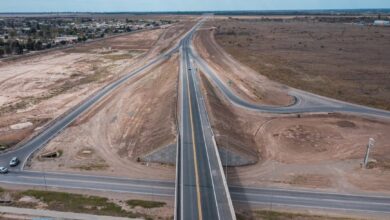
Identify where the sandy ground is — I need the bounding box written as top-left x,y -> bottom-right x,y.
28,55 -> 179,180
194,25 -> 293,107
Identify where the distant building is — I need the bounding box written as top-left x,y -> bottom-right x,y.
373,20 -> 390,26
54,36 -> 78,44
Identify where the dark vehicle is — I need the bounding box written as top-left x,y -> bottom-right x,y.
9,157 -> 19,167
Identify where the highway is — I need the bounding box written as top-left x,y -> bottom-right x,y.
177,20 -> 235,219
0,171 -> 390,216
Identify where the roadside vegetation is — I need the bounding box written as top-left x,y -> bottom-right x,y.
0,187 -> 167,219
127,199 -> 166,209
237,210 -> 358,220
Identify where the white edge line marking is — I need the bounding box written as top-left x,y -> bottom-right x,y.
0,181 -> 173,197
190,56 -> 221,220
233,199 -> 390,214
229,192 -> 390,206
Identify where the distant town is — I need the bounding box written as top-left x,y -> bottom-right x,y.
0,16 -> 174,57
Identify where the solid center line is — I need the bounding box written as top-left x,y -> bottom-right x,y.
186,56 -> 203,220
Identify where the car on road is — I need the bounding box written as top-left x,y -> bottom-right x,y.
9,157 -> 19,167
0,167 -> 8,174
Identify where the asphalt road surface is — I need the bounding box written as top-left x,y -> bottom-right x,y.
1,171 -> 389,216
177,19 -> 235,219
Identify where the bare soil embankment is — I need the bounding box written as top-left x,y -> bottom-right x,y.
29,55 -> 179,180
213,17 -> 390,110
199,72 -> 259,162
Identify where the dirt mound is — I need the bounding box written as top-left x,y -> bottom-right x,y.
278,124 -> 341,154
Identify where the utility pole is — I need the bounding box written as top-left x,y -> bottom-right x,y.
363,138 -> 375,168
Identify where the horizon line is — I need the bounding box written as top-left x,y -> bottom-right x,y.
1,8 -> 390,14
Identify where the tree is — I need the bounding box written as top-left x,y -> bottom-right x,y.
11,40 -> 23,54
4,44 -> 11,54
9,29 -> 16,39
34,41 -> 43,50
26,38 -> 34,50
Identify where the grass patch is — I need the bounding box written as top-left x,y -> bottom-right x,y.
71,162 -> 109,171
103,54 -> 133,61
237,210 -> 357,220
0,143 -> 9,151
21,190 -> 141,218
127,199 -> 166,209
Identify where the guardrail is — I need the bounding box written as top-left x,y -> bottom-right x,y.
174,135 -> 181,220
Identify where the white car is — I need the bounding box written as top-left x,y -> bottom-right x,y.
9,157 -> 19,167
0,167 -> 8,174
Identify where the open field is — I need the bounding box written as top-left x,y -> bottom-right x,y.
213,17 -> 390,110
28,55 -> 179,180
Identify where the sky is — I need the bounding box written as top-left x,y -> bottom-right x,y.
1,0 -> 390,13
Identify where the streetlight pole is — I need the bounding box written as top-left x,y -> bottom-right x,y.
363,138 -> 375,168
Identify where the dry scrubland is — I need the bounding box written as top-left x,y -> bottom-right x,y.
213,17 -> 390,110
195,19 -> 390,194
